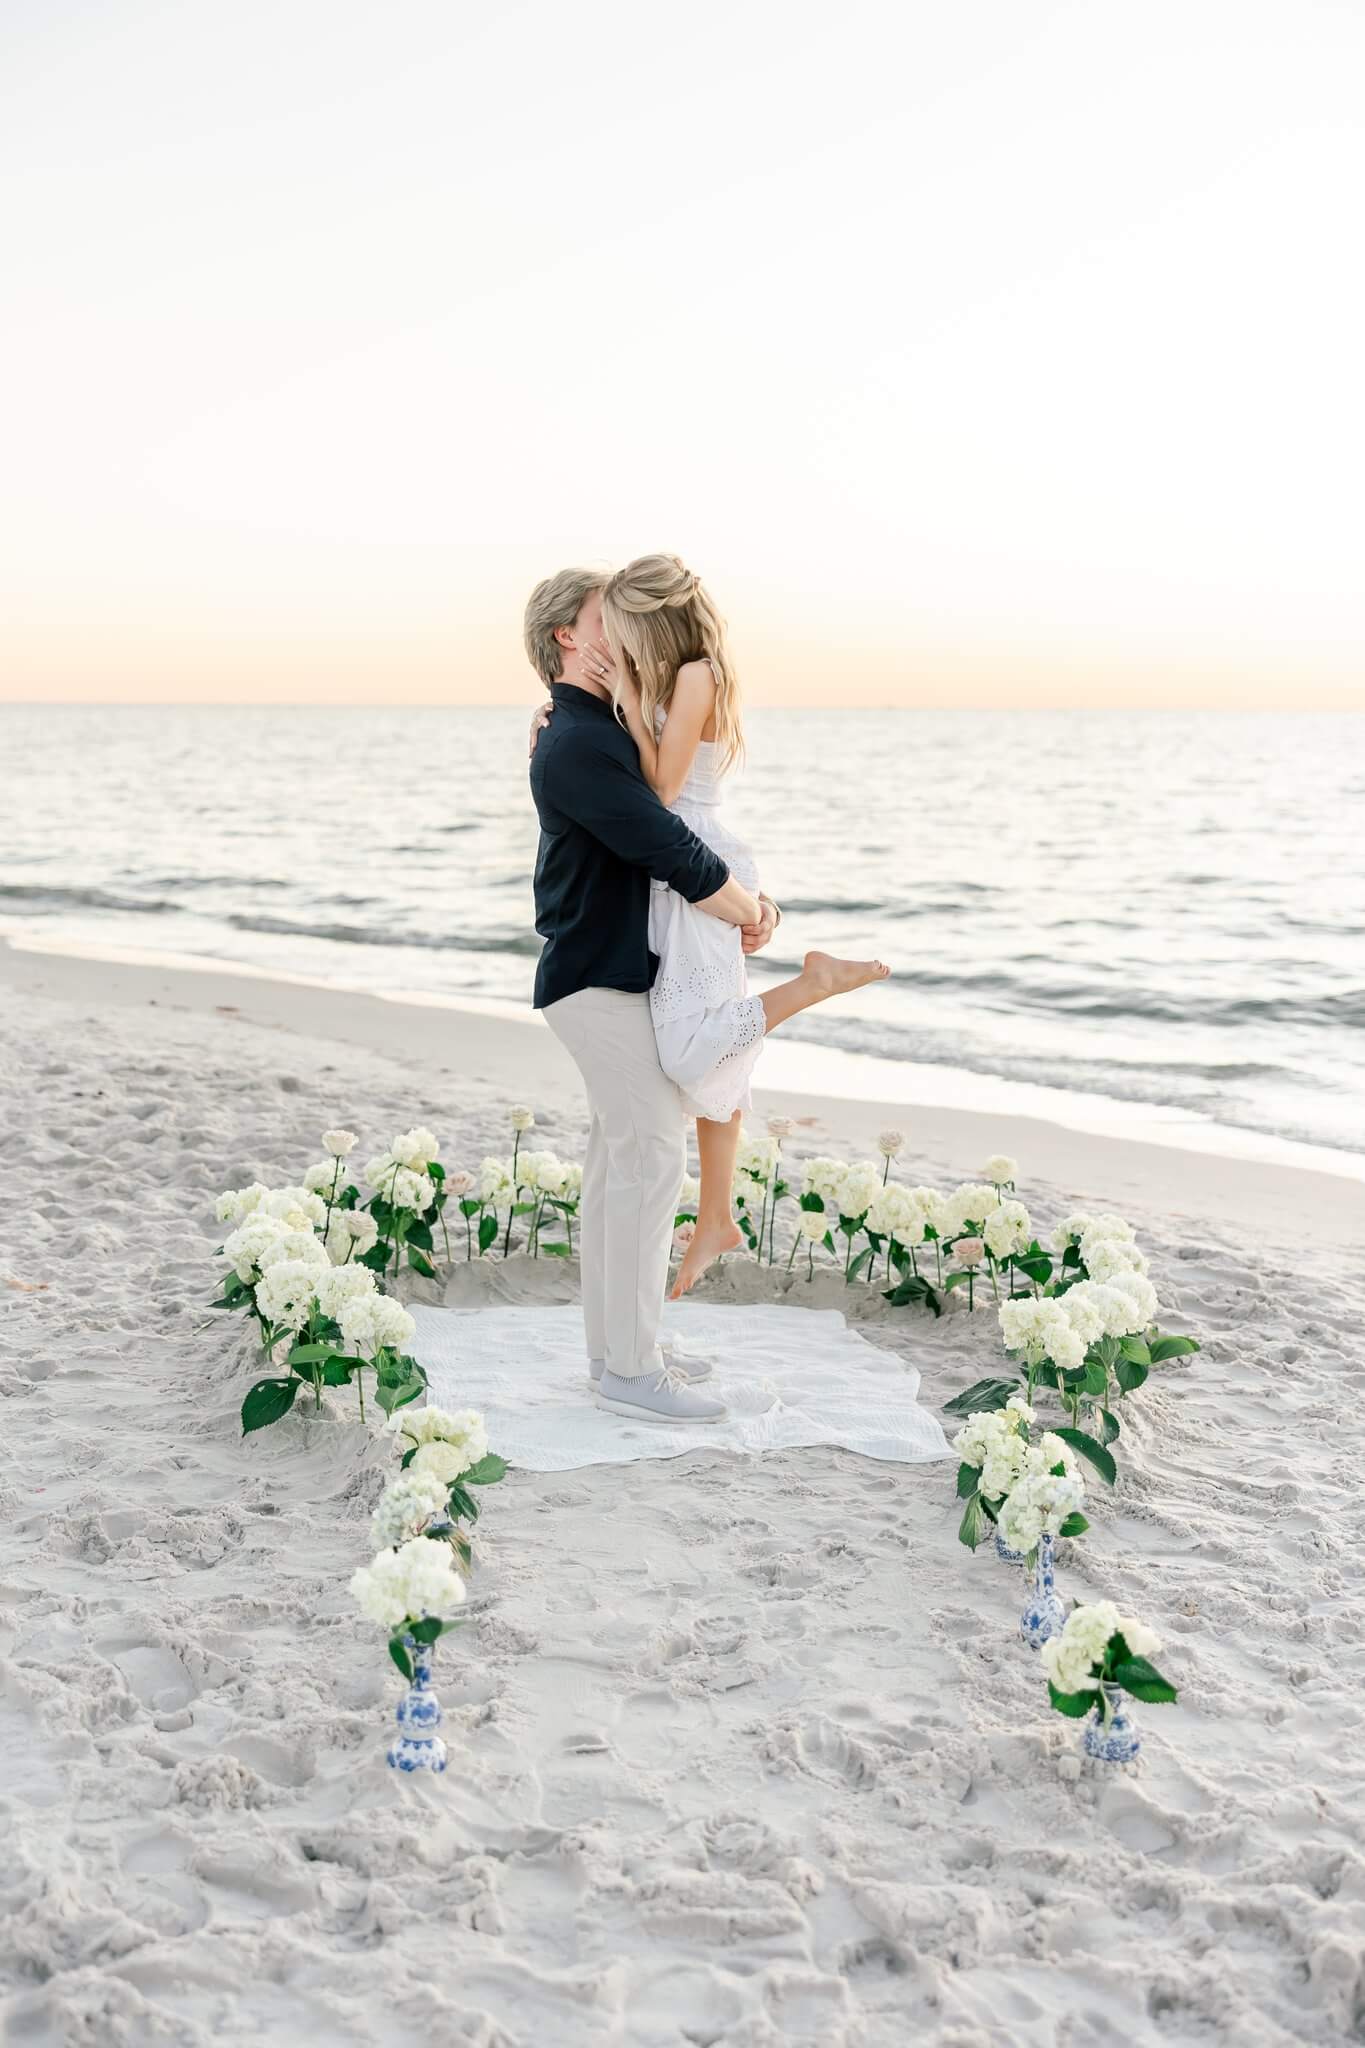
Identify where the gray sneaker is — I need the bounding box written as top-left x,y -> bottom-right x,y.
595,1363 -> 728,1425
587,1338 -> 714,1390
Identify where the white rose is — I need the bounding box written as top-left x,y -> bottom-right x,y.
982,1153 -> 1018,1185
797,1207 -> 829,1243
767,1115 -> 795,1140
322,1129 -> 358,1157
672,1222 -> 696,1254
876,1128 -> 905,1158
411,1438 -> 478,1486
509,1105 -> 536,1133
446,1169 -> 475,1198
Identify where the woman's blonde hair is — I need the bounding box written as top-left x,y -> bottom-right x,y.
601,554 -> 745,773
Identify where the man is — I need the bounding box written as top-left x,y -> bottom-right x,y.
523,567 -> 777,1424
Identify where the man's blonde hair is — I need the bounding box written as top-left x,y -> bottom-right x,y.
523,567 -> 603,686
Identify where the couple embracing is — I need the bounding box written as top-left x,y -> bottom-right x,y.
525,554 -> 888,1426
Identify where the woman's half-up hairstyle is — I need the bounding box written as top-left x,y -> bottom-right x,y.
600,553 -> 745,773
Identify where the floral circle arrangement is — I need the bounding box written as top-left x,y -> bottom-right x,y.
207,1109 -> 1194,1778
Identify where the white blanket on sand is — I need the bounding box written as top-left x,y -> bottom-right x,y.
408,1302 -> 951,1473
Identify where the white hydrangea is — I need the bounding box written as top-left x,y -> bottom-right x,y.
865,1181 -> 927,1240
302,1158 -> 345,1195
836,1163 -> 883,1220
1051,1212 -> 1094,1254
560,1162 -> 583,1197
255,1258 -> 322,1332
479,1156 -> 515,1206
1082,1212 -> 1136,1244
678,1174 -> 701,1209
350,1535 -> 468,1630
797,1207 -> 829,1242
222,1214 -> 292,1282
939,1182 -> 1002,1239
256,1227 -> 330,1276
737,1128 -> 780,1180
391,1126 -> 440,1170
801,1157 -> 848,1207
393,1404 -> 489,1465
215,1182 -> 270,1226
258,1186 -> 329,1230
509,1105 -> 536,1132
1081,1234 -> 1150,1283
998,1467 -> 1087,1556
411,1439 -> 479,1486
983,1199 -> 1031,1261
1104,1269 -> 1159,1331
315,1262 -> 378,1320
371,1297 -> 416,1352
388,1167 -> 435,1213
322,1128 -> 358,1157
1040,1602 -> 1160,1695
998,1296 -> 1085,1374
363,1151 -> 396,1188
370,1470 -> 450,1549
982,1154 -> 1019,1186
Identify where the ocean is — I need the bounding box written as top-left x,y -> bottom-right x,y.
3,703 -> 1362,1162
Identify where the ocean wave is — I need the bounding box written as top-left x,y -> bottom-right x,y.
0,882 -> 181,917
223,910 -> 540,957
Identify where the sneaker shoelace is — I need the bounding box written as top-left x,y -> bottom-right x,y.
652,1361 -> 692,1397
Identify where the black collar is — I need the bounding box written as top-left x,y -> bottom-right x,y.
549,682 -> 614,717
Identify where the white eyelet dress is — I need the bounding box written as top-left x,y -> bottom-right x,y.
647,706 -> 768,1122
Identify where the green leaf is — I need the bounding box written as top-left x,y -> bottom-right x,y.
943,1269 -> 972,1291
1119,1336 -> 1152,1366
1081,1356 -> 1110,1398
1149,1334 -> 1200,1361
847,1247 -> 874,1283
1097,1406 -> 1122,1444
957,1492 -> 988,1550
1058,1511 -> 1089,1538
1112,1655 -> 1178,1704
1114,1355 -> 1149,1396
882,1273 -> 943,1317
477,1214 -> 498,1253
408,1616 -> 443,1645
459,1197 -> 482,1219
1061,1241 -> 1082,1268
464,1453 -> 508,1485
241,1377 -> 299,1435
799,1192 -> 824,1211
511,1200 -> 537,1217
427,1161 -> 446,1182
1052,1426 -> 1117,1486
388,1636 -> 414,1681
941,1376 -> 1018,1417
956,1460 -> 982,1499
538,1241 -> 571,1257
405,1219 -> 434,1252
407,1249 -> 437,1278
288,1340 -> 334,1365
1047,1680 -> 1098,1719
821,1230 -> 836,1255
319,1354 -> 354,1387
358,1241 -> 390,1271
1013,1247 -> 1053,1285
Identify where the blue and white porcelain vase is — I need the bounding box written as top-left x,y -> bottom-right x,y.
387,1635 -> 447,1773
1082,1682 -> 1141,1765
1018,1531 -> 1064,1649
994,1527 -> 1027,1566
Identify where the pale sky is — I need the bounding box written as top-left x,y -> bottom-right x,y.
2,0 -> 1362,708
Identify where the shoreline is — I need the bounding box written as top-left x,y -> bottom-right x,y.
5,930 -> 1362,1250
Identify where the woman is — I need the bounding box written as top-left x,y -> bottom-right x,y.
537,553 -> 889,1296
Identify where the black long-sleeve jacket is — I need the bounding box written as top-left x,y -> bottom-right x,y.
529,683 -> 730,1008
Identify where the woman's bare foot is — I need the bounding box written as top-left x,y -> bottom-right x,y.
803,949 -> 891,996
670,1217 -> 744,1298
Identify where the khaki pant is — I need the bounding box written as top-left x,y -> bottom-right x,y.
541,987 -> 686,1379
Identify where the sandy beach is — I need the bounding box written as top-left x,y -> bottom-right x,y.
3,933 -> 1364,2048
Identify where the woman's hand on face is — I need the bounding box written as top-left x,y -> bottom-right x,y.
528,699 -> 554,756
582,638 -> 630,698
